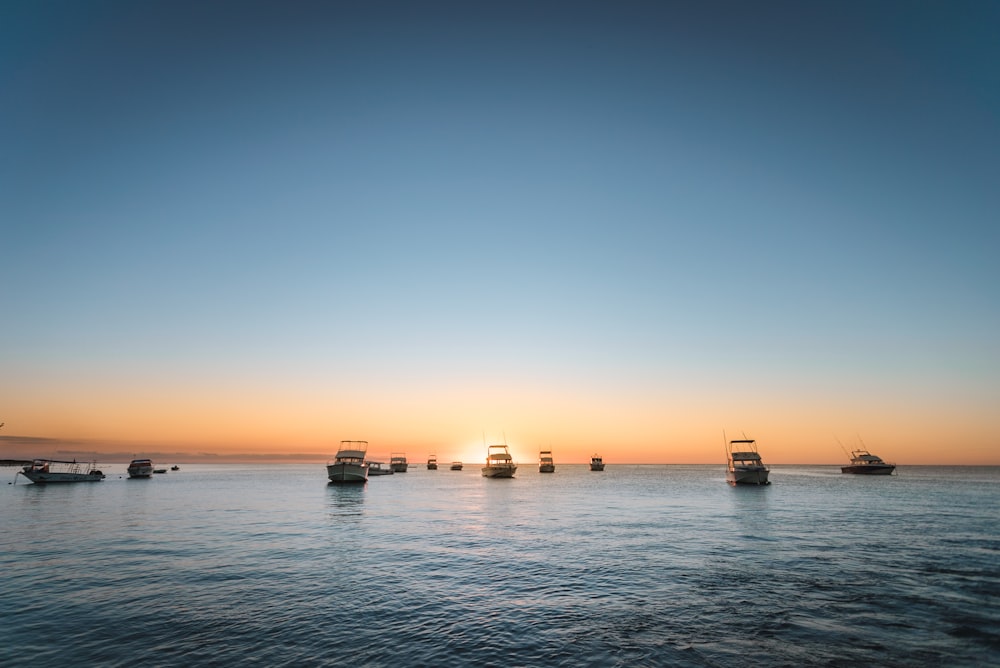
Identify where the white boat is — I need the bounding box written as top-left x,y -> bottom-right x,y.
450,461 -> 463,471
590,454 -> 605,471
366,461 -> 394,476
17,459 -> 105,484
842,449 -> 895,475
327,441 -> 370,483
726,437 -> 770,485
539,450 -> 555,473
481,444 -> 517,478
427,455 -> 438,470
390,452 -> 408,473
127,458 -> 154,478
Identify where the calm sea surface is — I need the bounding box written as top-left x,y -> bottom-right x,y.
2,463 -> 998,667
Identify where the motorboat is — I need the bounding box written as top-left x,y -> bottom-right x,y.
450,461 -> 463,471
726,438 -> 770,485
127,458 -> 154,479
366,461 -> 394,476
842,449 -> 895,475
17,459 -> 105,484
481,444 -> 517,478
170,465 -> 180,471
153,468 -> 167,474
390,453 -> 408,473
426,455 -> 438,470
590,454 -> 605,471
327,441 -> 370,483
539,450 -> 555,473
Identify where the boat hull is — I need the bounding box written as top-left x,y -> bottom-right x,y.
481,465 -> 517,478
326,463 -> 369,483
590,464 -> 605,471
727,468 -> 770,485
20,471 -> 105,483
841,465 -> 895,475
539,464 -> 555,473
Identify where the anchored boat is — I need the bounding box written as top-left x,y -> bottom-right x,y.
327,441 -> 370,483
539,450 -> 555,473
842,449 -> 895,475
17,459 -> 105,484
389,453 -> 408,473
127,458 -> 154,479
590,454 -> 605,471
725,437 -> 770,485
481,444 -> 517,478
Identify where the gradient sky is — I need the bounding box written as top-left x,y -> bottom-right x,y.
2,1 -> 998,465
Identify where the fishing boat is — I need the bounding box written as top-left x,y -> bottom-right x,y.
842,449 -> 896,475
590,454 -> 605,471
426,454 -> 438,470
390,452 -> 408,473
366,461 -> 394,476
127,458 -> 154,479
539,450 -> 555,473
450,461 -> 463,471
17,459 -> 105,484
326,441 -> 370,483
481,444 -> 517,478
726,437 -> 770,485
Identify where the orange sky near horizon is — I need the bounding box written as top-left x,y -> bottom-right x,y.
2,373 -> 996,465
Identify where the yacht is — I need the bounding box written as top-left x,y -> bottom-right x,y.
427,454 -> 438,470
538,450 -> 555,473
726,438 -> 770,485
482,444 -> 517,478
842,449 -> 895,475
127,458 -> 154,479
17,459 -> 105,484
327,441 -> 370,483
450,461 -> 463,471
590,454 -> 605,471
390,453 -> 408,473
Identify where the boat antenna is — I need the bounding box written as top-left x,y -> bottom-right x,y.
834,434 -> 851,458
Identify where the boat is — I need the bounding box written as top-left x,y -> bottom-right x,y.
390,452 -> 408,473
842,449 -> 895,475
590,454 -> 605,471
127,458 -> 154,479
450,461 -> 463,471
366,461 -> 394,476
726,437 -> 770,485
539,450 -> 555,473
170,465 -> 180,471
427,455 -> 438,470
481,444 -> 517,478
17,459 -> 105,484
326,441 -> 370,483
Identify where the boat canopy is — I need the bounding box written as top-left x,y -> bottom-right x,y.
731,452 -> 761,460
336,450 -> 367,459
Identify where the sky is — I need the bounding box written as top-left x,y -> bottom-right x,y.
1,1 -> 998,465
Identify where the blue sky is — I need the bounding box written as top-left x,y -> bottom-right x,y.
1,1 -> 998,462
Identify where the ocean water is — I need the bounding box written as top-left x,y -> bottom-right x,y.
1,463 -> 998,667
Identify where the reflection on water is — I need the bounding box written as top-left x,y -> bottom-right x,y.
1,464 -> 997,667
327,481 -> 366,518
